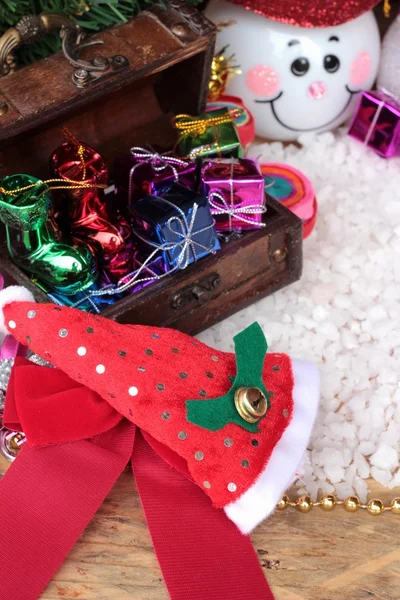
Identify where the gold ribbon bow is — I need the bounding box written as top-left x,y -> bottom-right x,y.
173,108 -> 243,138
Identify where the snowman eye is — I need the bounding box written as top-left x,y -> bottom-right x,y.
324,54 -> 340,73
290,57 -> 310,77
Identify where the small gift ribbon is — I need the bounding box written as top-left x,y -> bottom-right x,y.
128,147 -> 190,203
71,198 -> 217,305
0,177 -> 107,197
207,161 -> 266,232
209,191 -> 266,230
173,108 -> 243,137
363,98 -> 386,148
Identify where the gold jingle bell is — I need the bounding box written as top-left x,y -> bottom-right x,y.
234,386 -> 268,423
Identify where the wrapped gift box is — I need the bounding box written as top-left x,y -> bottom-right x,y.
202,158 -> 266,232
129,183 -> 221,270
348,90 -> 400,158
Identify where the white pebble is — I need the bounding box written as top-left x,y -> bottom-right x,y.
370,443 -> 398,470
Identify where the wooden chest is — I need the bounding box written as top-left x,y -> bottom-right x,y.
0,2 -> 303,335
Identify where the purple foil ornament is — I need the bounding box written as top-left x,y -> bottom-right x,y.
114,148 -> 198,205
201,158 -> 266,232
348,90 -> 400,158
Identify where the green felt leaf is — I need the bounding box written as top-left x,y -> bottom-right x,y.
186,322 -> 271,432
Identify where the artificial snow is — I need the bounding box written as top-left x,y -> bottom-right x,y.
198,130 -> 400,502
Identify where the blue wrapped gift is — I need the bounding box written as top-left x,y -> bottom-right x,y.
129,183 -> 220,271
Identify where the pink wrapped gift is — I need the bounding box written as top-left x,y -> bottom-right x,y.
348,90 -> 400,158
201,158 -> 266,232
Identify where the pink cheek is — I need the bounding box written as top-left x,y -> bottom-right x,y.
246,65 -> 280,97
350,51 -> 372,87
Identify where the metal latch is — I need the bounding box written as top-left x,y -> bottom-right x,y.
171,273 -> 222,310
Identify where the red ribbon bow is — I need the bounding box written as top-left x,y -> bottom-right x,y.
0,358 -> 275,600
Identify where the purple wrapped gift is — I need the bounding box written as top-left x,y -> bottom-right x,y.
348,90 -> 400,158
201,158 -> 266,232
114,147 -> 198,205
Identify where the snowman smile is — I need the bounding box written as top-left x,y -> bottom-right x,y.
255,86 -> 358,132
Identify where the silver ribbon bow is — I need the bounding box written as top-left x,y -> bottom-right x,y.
165,200 -> 217,270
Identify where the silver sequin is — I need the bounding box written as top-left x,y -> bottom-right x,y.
211,355 -> 219,362
241,460 -> 250,468
228,375 -> 235,383
171,347 -> 180,354
0,358 -> 14,392
178,431 -> 187,440
96,364 -> 105,374
224,438 -> 233,447
199,389 -> 207,397
152,333 -> 160,339
118,350 -> 127,357
27,310 -> 36,319
227,482 -> 237,492
145,348 -> 153,356
8,320 -> 16,329
59,328 -> 68,338
128,386 -> 138,396
179,372 -> 188,379
156,383 -> 165,391
283,409 -> 289,418
206,371 -> 214,379
77,346 -> 87,356
203,481 -> 211,489
137,366 -> 146,372
195,451 -> 204,461
162,412 -> 170,420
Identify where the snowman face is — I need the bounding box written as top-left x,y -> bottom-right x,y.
205,1 -> 381,141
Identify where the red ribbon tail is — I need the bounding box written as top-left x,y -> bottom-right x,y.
132,431 -> 275,600
0,421 -> 135,600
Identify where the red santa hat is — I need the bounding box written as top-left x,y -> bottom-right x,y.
0,286 -> 319,534
227,0 -> 383,27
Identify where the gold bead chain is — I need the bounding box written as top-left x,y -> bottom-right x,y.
277,494 -> 400,515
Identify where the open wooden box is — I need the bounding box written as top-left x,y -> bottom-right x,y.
0,1 -> 303,335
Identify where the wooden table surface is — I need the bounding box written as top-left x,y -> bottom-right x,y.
1,455 -> 399,600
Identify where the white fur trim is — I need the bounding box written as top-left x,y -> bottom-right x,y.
224,359 -> 320,534
0,286 -> 35,335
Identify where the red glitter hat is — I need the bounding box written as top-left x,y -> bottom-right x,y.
228,0 -> 382,27
0,286 -> 320,533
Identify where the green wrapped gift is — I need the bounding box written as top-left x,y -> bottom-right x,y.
173,108 -> 243,159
